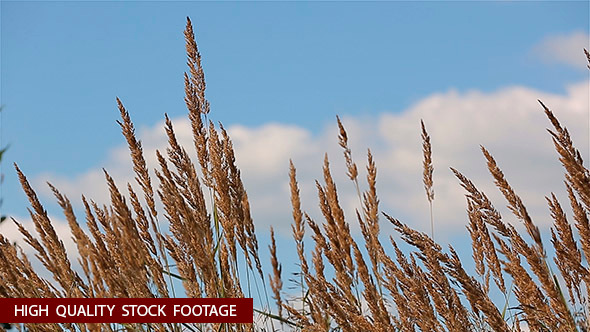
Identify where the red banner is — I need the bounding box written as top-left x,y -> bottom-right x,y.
0,298 -> 253,323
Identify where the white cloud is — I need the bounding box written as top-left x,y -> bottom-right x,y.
230,123 -> 319,176
534,31 -> 589,69
33,81 -> 589,242
375,82 -> 588,234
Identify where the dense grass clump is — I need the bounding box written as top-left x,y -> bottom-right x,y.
0,18 -> 588,332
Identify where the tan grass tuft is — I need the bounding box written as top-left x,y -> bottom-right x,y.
268,227 -> 283,318
421,120 -> 435,239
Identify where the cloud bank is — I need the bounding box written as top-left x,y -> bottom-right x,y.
534,31 -> 590,69
30,80 -> 589,241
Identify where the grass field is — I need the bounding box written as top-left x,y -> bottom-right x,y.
1,18 -> 588,332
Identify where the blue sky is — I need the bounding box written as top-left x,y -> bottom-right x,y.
2,2 -> 587,185
1,0 -> 589,310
